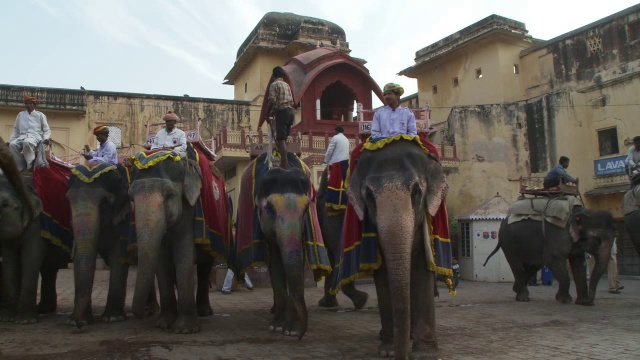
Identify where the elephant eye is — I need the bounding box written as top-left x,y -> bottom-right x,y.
264,202 -> 276,217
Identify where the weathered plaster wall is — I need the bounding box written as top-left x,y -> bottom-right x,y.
445,104 -> 529,213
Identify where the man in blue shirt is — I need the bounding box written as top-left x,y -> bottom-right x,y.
543,156 -> 578,188
371,83 -> 417,139
83,125 -> 118,166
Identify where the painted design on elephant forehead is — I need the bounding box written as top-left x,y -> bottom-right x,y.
268,194 -> 309,214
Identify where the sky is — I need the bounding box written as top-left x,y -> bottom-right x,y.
2,0 -> 639,103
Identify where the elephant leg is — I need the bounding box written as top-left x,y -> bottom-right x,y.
543,252 -> 572,304
1,244 -> 20,322
318,277 -> 338,308
341,282 -> 369,310
411,239 -> 438,357
171,232 -> 199,334
16,224 -> 47,324
38,244 -> 66,314
267,245 -> 288,333
504,257 -> 531,302
102,242 -> 129,323
373,264 -> 394,358
196,261 -> 213,317
155,242 -> 178,330
568,255 -> 590,305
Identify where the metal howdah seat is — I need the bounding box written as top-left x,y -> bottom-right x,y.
519,176 -> 579,197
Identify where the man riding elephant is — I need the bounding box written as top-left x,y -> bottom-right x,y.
9,96 -> 51,174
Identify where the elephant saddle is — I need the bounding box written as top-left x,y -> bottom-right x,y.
508,195 -> 583,228
33,161 -> 73,255
325,159 -> 349,211
70,162 -> 117,183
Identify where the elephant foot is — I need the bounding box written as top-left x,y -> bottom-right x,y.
156,312 -> 177,331
282,320 -> 306,339
101,308 -> 126,323
555,292 -> 573,304
575,298 -> 594,306
37,300 -> 57,314
378,341 -> 395,358
14,312 -> 38,325
411,340 -> 439,360
173,314 -> 201,334
349,290 -> 369,310
515,294 -> 530,302
67,315 -> 95,328
197,304 -> 213,317
317,296 -> 338,308
269,319 -> 285,333
145,300 -> 160,316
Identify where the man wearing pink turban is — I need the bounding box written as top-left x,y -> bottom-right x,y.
9,96 -> 51,173
144,111 -> 187,157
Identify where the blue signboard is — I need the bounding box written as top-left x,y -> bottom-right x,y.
593,155 -> 627,176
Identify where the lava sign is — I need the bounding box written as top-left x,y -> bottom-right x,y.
593,155 -> 627,176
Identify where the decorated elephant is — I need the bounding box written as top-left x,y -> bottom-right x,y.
315,164 -> 368,309
485,197 -> 615,305
0,138 -> 71,323
331,136 -> 453,359
128,146 -> 231,334
235,153 -> 331,339
623,174 -> 640,257
66,162 -> 160,327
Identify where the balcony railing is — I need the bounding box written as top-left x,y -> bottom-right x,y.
214,127 -> 459,166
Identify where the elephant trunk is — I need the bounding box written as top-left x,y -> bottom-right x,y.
132,190 -> 166,319
277,219 -> 308,339
69,199 -> 100,327
375,190 -> 416,359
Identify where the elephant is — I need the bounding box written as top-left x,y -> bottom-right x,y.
128,152 -> 217,334
334,138 -> 450,359
315,167 -> 369,309
0,138 -> 70,324
66,164 -> 159,328
236,156 -> 331,340
484,207 -> 615,306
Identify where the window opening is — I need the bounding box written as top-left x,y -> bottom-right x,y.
453,77 -> 459,87
476,68 -> 483,79
460,222 -> 471,258
432,85 -> 438,95
597,128 -> 619,157
513,64 -> 520,74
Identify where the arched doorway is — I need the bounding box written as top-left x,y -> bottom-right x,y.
319,81 -> 356,121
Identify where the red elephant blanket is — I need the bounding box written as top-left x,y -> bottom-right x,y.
34,160 -> 73,255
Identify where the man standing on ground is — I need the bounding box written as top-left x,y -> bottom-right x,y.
608,237 -> 624,294
323,125 -> 350,166
9,96 -> 51,172
543,156 -> 578,189
83,125 -> 118,166
262,66 -> 294,169
144,111 -> 187,157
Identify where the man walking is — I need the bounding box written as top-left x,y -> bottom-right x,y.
323,125 -> 350,166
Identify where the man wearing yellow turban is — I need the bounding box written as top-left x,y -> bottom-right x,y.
371,83 -> 417,139
83,125 -> 118,166
9,96 -> 51,172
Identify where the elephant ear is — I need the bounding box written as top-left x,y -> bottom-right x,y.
183,159 -> 202,206
346,166 -> 365,221
569,213 -> 586,243
424,155 -> 448,217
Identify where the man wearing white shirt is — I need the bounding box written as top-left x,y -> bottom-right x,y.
370,83 -> 417,139
625,136 -> 640,176
144,111 -> 187,157
324,126 -> 350,166
9,96 -> 51,172
83,125 -> 118,166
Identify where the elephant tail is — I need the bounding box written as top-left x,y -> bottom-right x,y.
483,242 -> 501,267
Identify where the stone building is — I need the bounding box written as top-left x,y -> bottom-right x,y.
400,4 -> 640,274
